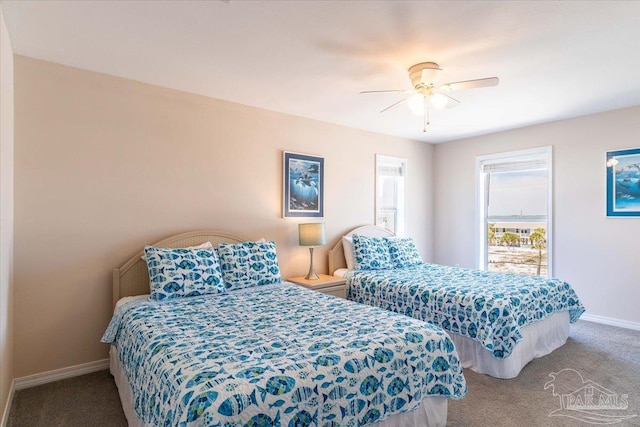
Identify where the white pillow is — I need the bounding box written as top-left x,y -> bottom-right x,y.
342,236 -> 355,270
333,268 -> 349,278
141,241 -> 213,261
141,240 -> 265,261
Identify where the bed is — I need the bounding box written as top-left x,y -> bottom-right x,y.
328,225 -> 585,379
102,229 -> 467,427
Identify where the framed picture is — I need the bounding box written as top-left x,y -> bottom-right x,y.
606,147 -> 640,217
283,151 -> 324,218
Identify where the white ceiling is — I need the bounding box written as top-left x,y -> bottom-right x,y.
2,1 -> 639,143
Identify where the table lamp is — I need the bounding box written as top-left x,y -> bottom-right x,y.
298,222 -> 326,280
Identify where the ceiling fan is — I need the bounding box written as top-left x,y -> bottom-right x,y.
361,62 -> 499,132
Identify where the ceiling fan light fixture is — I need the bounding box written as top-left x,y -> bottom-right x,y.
429,93 -> 449,110
361,61 -> 499,132
408,62 -> 441,87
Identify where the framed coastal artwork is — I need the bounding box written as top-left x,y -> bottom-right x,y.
283,151 -> 324,218
606,147 -> 640,217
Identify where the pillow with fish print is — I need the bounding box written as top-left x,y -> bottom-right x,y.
352,234 -> 393,270
144,246 -> 226,301
217,240 -> 282,291
385,237 -> 423,268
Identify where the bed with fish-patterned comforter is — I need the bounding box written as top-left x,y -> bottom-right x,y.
347,263 -> 584,360
102,281 -> 467,427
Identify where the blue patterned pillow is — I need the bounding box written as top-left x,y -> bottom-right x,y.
386,237 -> 423,268
352,234 -> 393,270
217,241 -> 282,291
144,246 -> 226,301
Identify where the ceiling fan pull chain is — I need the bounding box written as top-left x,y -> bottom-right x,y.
423,96 -> 431,132
423,96 -> 427,132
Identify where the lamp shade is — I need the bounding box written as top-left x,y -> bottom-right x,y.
298,223 -> 326,246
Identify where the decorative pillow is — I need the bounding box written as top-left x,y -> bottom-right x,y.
144,246 -> 225,301
140,241 -> 213,261
386,237 -> 423,268
342,236 -> 355,270
217,241 -> 282,291
352,234 -> 393,270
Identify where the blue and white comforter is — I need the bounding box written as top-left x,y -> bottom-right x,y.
347,263 -> 585,359
102,282 -> 466,427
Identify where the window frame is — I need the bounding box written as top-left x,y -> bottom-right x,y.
375,154 -> 407,237
475,146 -> 553,276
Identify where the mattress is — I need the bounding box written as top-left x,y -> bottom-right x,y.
103,282 -> 466,426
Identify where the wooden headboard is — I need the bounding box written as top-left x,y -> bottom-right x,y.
112,229 -> 249,307
328,225 -> 395,274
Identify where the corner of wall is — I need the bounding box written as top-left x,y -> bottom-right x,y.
0,5 -> 16,424
427,142 -> 436,262
0,380 -> 14,427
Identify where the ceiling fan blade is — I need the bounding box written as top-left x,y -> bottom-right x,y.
380,96 -> 411,113
439,77 -> 499,91
360,89 -> 415,94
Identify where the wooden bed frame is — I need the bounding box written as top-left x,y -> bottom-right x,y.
112,229 -> 248,307
328,225 -> 394,274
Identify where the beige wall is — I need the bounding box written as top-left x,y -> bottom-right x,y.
13,56 -> 434,377
13,53 -> 636,381
0,7 -> 15,421
433,106 -> 640,324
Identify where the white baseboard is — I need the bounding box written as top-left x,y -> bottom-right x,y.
581,313 -> 640,331
1,379 -> 15,427
14,358 -> 109,391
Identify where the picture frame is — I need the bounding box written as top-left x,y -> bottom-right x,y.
283,151 -> 324,218
606,147 -> 640,217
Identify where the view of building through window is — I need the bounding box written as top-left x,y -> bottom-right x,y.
486,168 -> 548,276
487,221 -> 547,276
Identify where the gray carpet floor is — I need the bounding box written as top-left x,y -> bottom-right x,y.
7,320 -> 640,427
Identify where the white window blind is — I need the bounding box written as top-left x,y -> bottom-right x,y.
481,158 -> 547,173
377,164 -> 404,177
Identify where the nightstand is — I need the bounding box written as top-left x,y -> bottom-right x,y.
288,274 -> 347,299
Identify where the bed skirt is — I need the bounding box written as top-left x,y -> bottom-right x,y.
450,310 -> 570,378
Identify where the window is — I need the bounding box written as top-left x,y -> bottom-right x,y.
476,147 -> 552,276
375,155 -> 406,236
